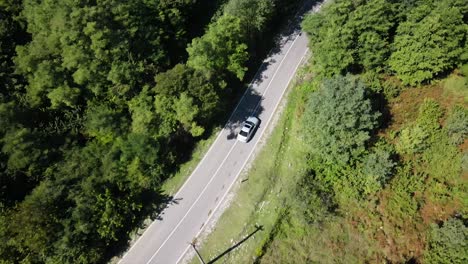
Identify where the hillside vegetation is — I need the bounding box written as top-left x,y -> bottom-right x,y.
0,0 -> 303,263
257,0 -> 468,263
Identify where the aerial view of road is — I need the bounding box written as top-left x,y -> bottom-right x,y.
119,3 -> 313,264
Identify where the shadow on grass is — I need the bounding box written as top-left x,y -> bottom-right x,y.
204,225 -> 264,264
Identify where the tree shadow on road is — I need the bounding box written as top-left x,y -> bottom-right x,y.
268,0 -> 322,57
225,88 -> 265,140
105,189 -> 180,263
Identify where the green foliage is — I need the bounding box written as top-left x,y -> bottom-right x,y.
0,102 -> 17,135
396,124 -> 430,155
254,1 -> 468,262
443,74 -> 468,102
6,180 -> 64,263
416,99 -> 444,132
385,162 -> 424,223
16,0 -> 197,108
187,15 -> 249,80
47,86 -> 81,109
421,130 -> 463,209
381,77 -> 402,99
301,7 -> 354,76
303,75 -> 380,167
461,64 -> 468,78
350,0 -> 395,71
153,64 -> 219,137
389,1 -> 467,85
424,218 -> 468,264
84,103 -> 128,144
360,141 -> 396,194
128,86 -> 158,135
224,0 -> 275,34
302,0 -> 396,76
357,31 -> 388,71
302,0 -> 468,85
1,0 -> 302,262
1,128 -> 44,177
445,105 -> 468,145
396,99 -> 443,154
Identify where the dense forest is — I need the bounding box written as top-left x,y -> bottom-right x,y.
0,0 -> 303,263
256,0 -> 467,263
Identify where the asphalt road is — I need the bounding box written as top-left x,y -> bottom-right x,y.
119,6 -> 312,264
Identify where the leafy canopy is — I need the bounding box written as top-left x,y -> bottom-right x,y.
187,15 -> 249,80
303,75 -> 380,167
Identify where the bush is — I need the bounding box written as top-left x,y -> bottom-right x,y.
396,99 -> 443,154
445,105 -> 468,145
389,1 -> 467,85
424,218 -> 468,264
302,75 -> 380,167
360,141 -> 396,194
381,78 -> 402,99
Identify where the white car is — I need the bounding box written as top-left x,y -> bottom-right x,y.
237,116 -> 260,143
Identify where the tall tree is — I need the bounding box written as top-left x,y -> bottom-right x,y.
389,1 -> 467,85
153,64 -> 219,137
187,15 -> 249,80
302,75 -> 380,167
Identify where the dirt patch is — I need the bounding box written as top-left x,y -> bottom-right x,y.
459,138 -> 468,152
387,85 -> 443,131
420,197 -> 461,225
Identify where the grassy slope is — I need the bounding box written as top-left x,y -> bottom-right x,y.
190,65 -> 467,263
260,73 -> 467,263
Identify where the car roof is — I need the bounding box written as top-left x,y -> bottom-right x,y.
241,125 -> 251,132
246,116 -> 258,123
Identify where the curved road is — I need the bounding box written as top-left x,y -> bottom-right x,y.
119,5 -> 312,264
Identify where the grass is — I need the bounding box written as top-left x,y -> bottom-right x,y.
189,65 -> 311,264
443,73 -> 468,103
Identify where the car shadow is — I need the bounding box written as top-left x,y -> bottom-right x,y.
225,88 -> 265,140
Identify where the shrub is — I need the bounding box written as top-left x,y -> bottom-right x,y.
381,78 -> 402,99
396,124 -> 429,155
396,99 -> 443,154
360,141 -> 396,192
302,75 -> 380,167
389,2 -> 466,85
424,218 -> 468,264
445,105 -> 468,145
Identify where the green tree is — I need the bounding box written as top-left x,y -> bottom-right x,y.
5,180 -> 64,263
445,105 -> 468,145
359,141 -> 396,195
16,0 -> 198,108
301,1 -> 355,76
396,99 -> 443,154
350,0 -> 395,72
302,75 -> 380,167
1,128 -> 44,177
389,1 -> 467,85
302,0 -> 397,76
424,218 -> 468,264
153,64 -> 219,137
224,0 -> 275,36
84,103 -> 128,144
187,15 -> 249,80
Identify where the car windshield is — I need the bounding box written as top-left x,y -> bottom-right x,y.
239,130 -> 249,137
245,121 -> 255,127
